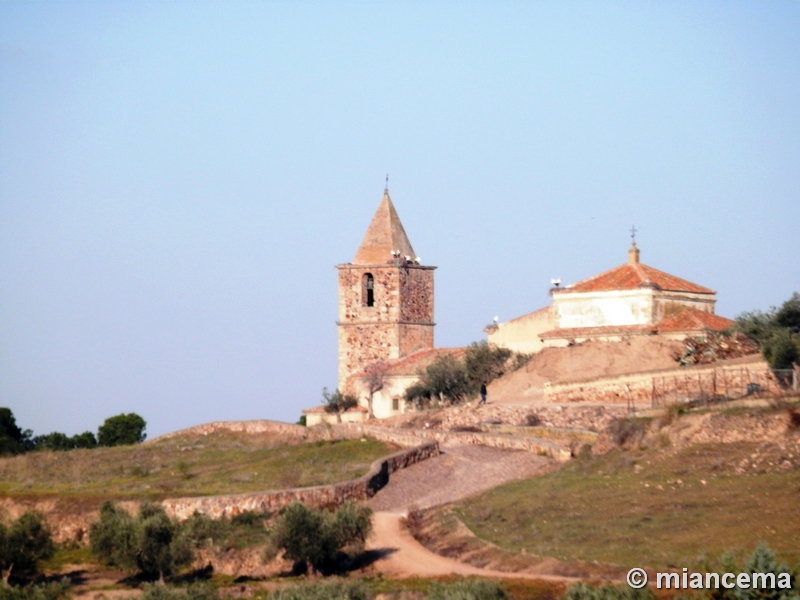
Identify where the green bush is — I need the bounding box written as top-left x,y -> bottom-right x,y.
322,388 -> 359,415
0,512 -> 55,584
97,413 -> 147,446
563,583 -> 654,600
404,342 -> 529,407
89,501 -> 192,581
709,543 -> 799,600
269,580 -> 370,600
141,583 -> 219,600
31,431 -> 98,451
0,581 -> 71,600
270,502 -> 372,575
427,579 -> 507,600
736,293 -> 800,370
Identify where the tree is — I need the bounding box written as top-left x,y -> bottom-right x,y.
98,413 -> 147,446
89,502 -> 192,583
364,362 -> 388,419
0,409 -> 31,456
462,341 -> 513,389
0,512 -> 55,585
419,355 -> 471,405
736,293 -> 800,370
271,502 -> 372,575
322,389 -> 358,423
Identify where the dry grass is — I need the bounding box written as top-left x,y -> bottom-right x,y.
450,441 -> 800,570
0,430 -> 397,500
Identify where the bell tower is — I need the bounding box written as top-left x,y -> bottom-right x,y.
336,189 -> 435,391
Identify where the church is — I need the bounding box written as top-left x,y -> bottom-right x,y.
485,241 -> 735,353
303,188 -> 736,425
303,187 -> 459,425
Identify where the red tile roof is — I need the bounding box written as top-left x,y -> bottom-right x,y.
351,347 -> 465,378
655,307 -> 735,332
555,262 -> 714,295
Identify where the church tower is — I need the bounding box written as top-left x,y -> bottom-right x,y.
337,189 -> 435,391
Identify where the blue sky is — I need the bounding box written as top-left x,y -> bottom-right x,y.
1,2 -> 798,438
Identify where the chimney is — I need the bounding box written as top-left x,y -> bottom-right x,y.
628,243 -> 640,264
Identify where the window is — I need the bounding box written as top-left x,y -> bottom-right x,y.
392,397 -> 399,411
363,273 -> 374,307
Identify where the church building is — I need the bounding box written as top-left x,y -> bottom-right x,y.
486,242 -> 735,353
303,187 -> 459,425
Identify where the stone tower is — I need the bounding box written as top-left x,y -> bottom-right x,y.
337,190 -> 435,391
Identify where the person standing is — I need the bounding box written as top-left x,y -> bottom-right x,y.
479,382 -> 487,405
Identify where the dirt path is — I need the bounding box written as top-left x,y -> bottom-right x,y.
365,444 -> 570,579
369,444 -> 554,512
366,512 -> 579,582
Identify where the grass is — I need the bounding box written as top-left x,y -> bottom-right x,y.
0,431 -> 397,500
450,441 -> 800,570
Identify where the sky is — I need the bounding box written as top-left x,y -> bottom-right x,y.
1,2 -> 798,439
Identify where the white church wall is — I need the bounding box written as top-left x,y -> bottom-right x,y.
553,289 -> 656,328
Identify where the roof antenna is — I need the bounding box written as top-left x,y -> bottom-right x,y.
384,174 -> 389,194
630,224 -> 637,246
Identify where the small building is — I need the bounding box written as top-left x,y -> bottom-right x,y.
487,243 -> 735,352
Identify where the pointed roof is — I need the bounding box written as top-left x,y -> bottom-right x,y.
556,246 -> 714,295
353,191 -> 416,265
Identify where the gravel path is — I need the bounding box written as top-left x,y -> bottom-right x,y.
369,443 -> 554,512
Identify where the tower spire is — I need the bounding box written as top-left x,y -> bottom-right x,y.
353,187 -> 415,265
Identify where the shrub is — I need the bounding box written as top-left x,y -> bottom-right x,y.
427,579 -> 507,600
270,502 -> 372,575
563,583 -> 654,600
89,501 -> 192,581
270,580 -> 370,600
141,583 -> 219,600
735,293 -> 800,370
0,512 -> 55,585
0,580 -> 71,600
98,413 -> 147,446
608,418 -> 648,447
762,329 -> 800,371
30,430 -> 98,452
710,543 -> 800,600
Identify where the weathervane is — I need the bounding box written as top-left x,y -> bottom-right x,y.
384,174 -> 389,194
630,225 -> 637,245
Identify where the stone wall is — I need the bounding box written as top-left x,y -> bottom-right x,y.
147,420 -> 315,444
161,440 -> 440,519
343,423 -> 572,462
543,358 -> 783,407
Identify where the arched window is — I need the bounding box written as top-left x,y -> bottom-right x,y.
363,273 -> 374,307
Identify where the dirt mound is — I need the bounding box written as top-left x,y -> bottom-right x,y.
490,337 -> 683,403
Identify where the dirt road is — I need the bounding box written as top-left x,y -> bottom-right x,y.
366,512 -> 579,582
365,444 -> 572,580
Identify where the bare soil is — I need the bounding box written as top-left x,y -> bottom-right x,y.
489,337 -> 684,403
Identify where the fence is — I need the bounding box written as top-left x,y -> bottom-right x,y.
650,367 -> 798,408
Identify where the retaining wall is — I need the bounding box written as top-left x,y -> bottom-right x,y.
147,420 -> 317,444
543,359 -> 783,407
343,424 -> 572,462
161,440 -> 439,520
